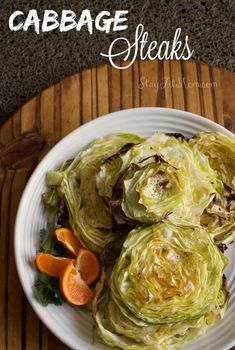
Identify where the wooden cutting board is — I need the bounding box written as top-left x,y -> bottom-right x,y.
0,59 -> 235,350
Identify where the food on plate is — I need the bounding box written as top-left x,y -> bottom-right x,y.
93,222 -> 228,350
76,248 -> 100,285
190,132 -> 235,190
55,227 -> 83,256
42,134 -> 143,253
190,132 -> 235,244
97,133 -> 217,227
60,261 -> 93,306
36,253 -> 74,277
35,130 -> 235,349
35,224 -> 100,306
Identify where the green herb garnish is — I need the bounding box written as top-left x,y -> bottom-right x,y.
35,273 -> 64,306
35,222 -> 68,305
39,222 -> 67,256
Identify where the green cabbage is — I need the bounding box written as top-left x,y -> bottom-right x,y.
43,133 -> 142,253
190,132 -> 235,190
121,162 -> 186,223
93,221 -> 228,350
41,130 -> 235,349
43,131 -> 235,249
190,132 -> 235,244
98,132 -> 218,226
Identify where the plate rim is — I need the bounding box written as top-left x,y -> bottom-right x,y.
14,107 -> 235,350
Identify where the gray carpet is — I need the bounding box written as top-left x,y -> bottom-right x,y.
0,0 -> 234,125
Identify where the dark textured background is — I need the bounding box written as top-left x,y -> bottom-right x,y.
0,0 -> 235,125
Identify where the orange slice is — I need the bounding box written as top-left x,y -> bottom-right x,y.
35,253 -> 73,277
60,261 -> 93,305
76,249 -> 100,285
55,228 -> 83,257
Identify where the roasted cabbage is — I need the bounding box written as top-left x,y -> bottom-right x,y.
93,222 -> 228,350
42,130 -> 235,350
190,132 -> 235,244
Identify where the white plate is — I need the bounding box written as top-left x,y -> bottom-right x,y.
15,107 -> 235,350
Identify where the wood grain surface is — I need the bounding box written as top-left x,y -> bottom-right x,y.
0,59 -> 235,350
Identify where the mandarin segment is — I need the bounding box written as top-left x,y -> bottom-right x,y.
55,228 -> 83,257
35,252 -> 73,277
60,261 -> 93,305
76,248 -> 100,285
